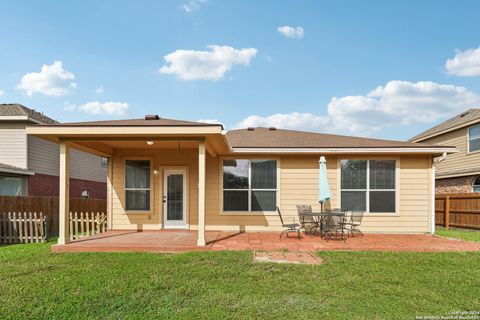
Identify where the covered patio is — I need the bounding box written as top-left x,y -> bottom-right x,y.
51,230 -> 480,253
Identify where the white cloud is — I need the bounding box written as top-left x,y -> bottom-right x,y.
63,102 -> 76,111
159,45 -> 258,81
445,47 -> 480,77
0,90 -> 5,96
17,61 -> 76,96
78,101 -> 129,116
182,0 -> 207,12
234,80 -> 480,136
277,26 -> 304,39
95,85 -> 104,95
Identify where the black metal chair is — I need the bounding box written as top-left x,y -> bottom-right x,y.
323,214 -> 348,241
277,207 -> 300,239
296,205 -> 319,235
342,211 -> 364,237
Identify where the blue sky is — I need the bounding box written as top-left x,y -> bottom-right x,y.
1,0 -> 480,140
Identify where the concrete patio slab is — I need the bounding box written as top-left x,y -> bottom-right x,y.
51,230 -> 480,253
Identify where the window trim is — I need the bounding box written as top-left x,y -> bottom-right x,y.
337,157 -> 400,216
124,157 -> 154,214
473,176 -> 480,193
220,157 -> 280,215
467,124 -> 480,154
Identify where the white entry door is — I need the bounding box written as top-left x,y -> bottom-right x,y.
163,170 -> 187,228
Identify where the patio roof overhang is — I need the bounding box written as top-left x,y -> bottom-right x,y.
26,125 -> 231,158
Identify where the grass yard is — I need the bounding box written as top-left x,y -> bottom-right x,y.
1,241 -> 479,319
436,226 -> 480,242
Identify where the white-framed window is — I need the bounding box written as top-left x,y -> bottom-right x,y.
222,159 -> 277,212
81,189 -> 90,199
0,176 -> 24,196
473,176 -> 480,193
468,125 -> 480,153
125,160 -> 151,211
101,157 -> 108,168
340,159 -> 396,213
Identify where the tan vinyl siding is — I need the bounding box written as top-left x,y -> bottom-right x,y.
28,136 -> 107,182
424,127 -> 480,176
109,150 -> 432,233
111,148 -> 199,230
0,123 -> 28,169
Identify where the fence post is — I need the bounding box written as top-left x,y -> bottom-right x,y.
444,195 -> 450,230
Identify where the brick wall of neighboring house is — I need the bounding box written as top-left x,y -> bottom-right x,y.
28,173 -> 107,199
435,175 -> 477,194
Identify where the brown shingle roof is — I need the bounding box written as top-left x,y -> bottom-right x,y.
409,108 -> 480,142
227,127 -> 445,149
42,118 -> 223,128
0,104 -> 57,124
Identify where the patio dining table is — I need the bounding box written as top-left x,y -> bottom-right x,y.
299,210 -> 345,238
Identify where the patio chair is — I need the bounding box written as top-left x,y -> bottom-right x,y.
323,214 -> 348,241
342,211 -> 364,237
277,207 -> 301,239
296,205 -> 319,235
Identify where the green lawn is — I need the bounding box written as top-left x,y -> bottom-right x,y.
1,242 -> 479,319
436,226 -> 480,242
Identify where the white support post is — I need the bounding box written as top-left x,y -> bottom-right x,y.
106,157 -> 113,230
59,142 -> 70,244
431,163 -> 436,234
197,140 -> 206,246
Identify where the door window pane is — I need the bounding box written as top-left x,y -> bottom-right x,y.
125,160 -> 150,188
223,191 -> 249,211
251,160 -> 277,189
126,190 -> 150,211
167,174 -> 183,220
341,191 -> 366,211
223,160 -> 249,189
251,191 -> 276,211
341,160 -> 367,189
370,160 -> 395,189
370,191 -> 395,212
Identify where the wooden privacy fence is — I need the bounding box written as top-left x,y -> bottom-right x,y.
69,211 -> 107,241
0,196 -> 106,235
0,212 -> 47,243
435,193 -> 480,230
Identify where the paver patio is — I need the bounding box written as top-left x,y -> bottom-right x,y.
51,230 -> 480,253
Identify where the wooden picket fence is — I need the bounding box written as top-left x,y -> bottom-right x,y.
0,212 -> 47,243
435,193 -> 480,230
0,196 -> 106,235
69,211 -> 107,241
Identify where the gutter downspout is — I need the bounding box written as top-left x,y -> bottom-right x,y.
431,152 -> 448,234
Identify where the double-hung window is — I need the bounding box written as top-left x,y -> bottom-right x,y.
125,160 -> 151,211
340,159 -> 396,213
223,159 -> 277,212
468,125 -> 480,153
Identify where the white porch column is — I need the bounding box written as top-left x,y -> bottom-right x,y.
58,142 -> 70,245
197,140 -> 206,246
106,157 -> 113,230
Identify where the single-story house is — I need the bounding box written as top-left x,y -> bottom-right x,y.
26,115 -> 455,246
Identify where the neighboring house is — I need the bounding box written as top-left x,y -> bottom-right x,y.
410,109 -> 480,194
27,115 -> 454,246
0,104 -> 107,198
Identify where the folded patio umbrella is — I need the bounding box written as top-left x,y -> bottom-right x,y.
318,156 -> 331,212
